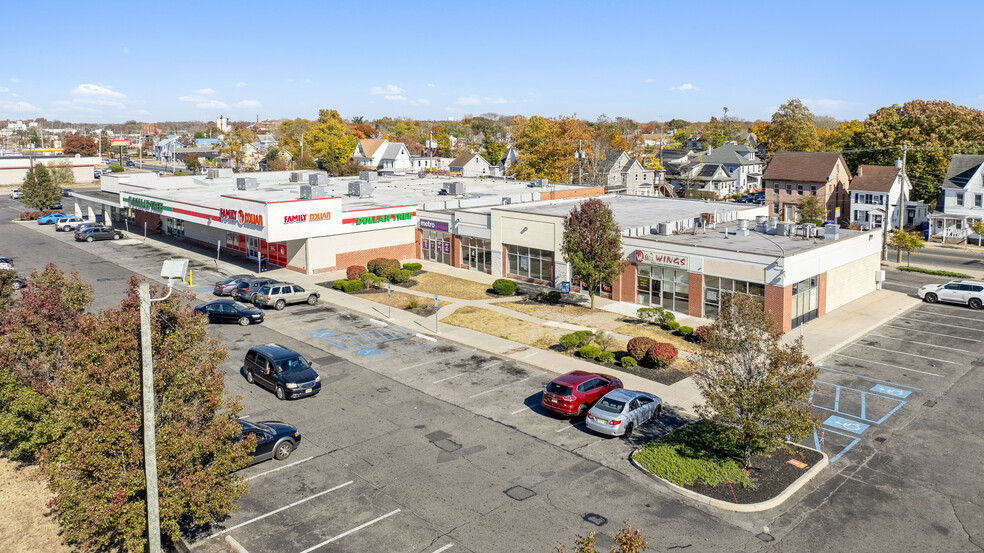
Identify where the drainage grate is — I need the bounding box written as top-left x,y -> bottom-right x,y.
874,437 -> 887,443
376,387 -> 390,394
504,486 -> 536,501
755,533 -> 775,542
582,513 -> 608,526
923,400 -> 937,407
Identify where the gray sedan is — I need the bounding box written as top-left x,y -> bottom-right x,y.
585,389 -> 662,437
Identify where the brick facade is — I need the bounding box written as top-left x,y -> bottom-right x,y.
817,272 -> 827,317
764,284 -> 793,333
450,234 -> 461,267
611,263 -> 636,302
688,272 -> 703,317
540,186 -> 606,200
330,243 -> 416,274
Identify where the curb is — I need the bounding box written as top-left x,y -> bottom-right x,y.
629,443 -> 828,512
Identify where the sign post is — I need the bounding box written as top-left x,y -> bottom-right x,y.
387,282 -> 392,319
215,240 -> 221,267
434,294 -> 439,332
143,221 -> 147,243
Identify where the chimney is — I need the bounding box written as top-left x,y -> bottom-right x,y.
856,166 -> 862,177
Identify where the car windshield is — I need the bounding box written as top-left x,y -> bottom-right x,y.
217,276 -> 239,285
231,301 -> 251,310
595,397 -> 625,414
546,382 -> 573,396
276,355 -> 311,374
258,286 -> 271,295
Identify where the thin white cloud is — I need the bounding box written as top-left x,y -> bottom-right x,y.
370,84 -> 405,96
195,99 -> 229,109
802,98 -> 861,113
0,100 -> 38,112
235,99 -> 262,108
10,78 -> 19,83
72,84 -> 127,98
0,86 -> 8,93
427,83 -> 436,88
132,109 -> 152,116
196,87 -> 216,95
645,78 -> 655,83
384,95 -> 407,101
179,95 -> 206,103
670,83 -> 697,92
416,98 -> 430,105
456,95 -> 482,106
236,81 -> 247,87
123,46 -> 130,54
484,96 -> 508,105
444,106 -> 460,113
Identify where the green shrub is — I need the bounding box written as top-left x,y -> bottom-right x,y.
332,279 -> 364,292
387,268 -> 412,283
546,290 -> 561,303
598,351 -> 615,364
108,164 -> 124,172
665,321 -> 681,331
627,336 -> 657,361
360,272 -> 382,287
658,309 -> 676,327
402,262 -> 423,271
636,307 -> 659,324
897,266 -> 973,278
559,330 -> 594,352
406,296 -> 421,310
593,330 -> 613,352
621,356 -> 638,368
678,326 -> 694,337
346,265 -> 366,280
646,342 -> 678,368
633,420 -> 753,488
638,306 -> 676,327
492,278 -> 516,296
367,257 -> 400,276
578,345 -> 602,359
174,171 -> 188,176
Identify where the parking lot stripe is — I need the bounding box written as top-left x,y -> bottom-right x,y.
207,481 -> 354,539
853,343 -> 960,364
434,372 -> 468,384
246,456 -> 315,480
511,407 -> 532,415
399,359 -> 437,371
883,324 -> 980,342
909,310 -> 984,323
831,354 -> 943,377
556,421 -> 586,433
469,377 -> 531,398
867,333 -> 977,354
297,509 -> 401,553
894,318 -> 984,333
430,544 -> 454,553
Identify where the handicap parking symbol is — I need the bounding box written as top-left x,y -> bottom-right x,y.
870,384 -> 912,398
823,415 -> 870,435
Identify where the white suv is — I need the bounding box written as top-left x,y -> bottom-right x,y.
918,280 -> 984,309
55,216 -> 86,231
9,188 -> 20,199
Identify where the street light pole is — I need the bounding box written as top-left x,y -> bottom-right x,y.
139,282 -> 162,553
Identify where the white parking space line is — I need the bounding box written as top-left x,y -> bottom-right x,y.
898,318 -> 984,332
884,324 -> 981,341
469,377 -> 531,398
207,481 -> 354,539
433,372 -> 468,384
853,343 -> 960,364
868,333 -> 977,354
246,456 -> 315,480
832,353 -> 943,377
479,361 -> 503,371
511,407 -> 532,415
910,310 -> 984,323
556,421 -> 587,433
298,509 -> 402,553
431,544 -> 454,553
399,359 -> 437,372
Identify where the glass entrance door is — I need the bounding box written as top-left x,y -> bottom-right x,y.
636,268 -> 662,306
245,236 -> 259,259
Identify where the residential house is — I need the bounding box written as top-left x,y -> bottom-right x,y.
762,152 -> 851,223
351,139 -> 412,172
699,143 -> 764,192
849,163 -> 918,229
593,150 -> 655,194
669,163 -> 737,199
929,155 -> 984,242
410,156 -> 454,172
449,153 -> 492,177
498,147 -> 518,170
684,133 -> 703,150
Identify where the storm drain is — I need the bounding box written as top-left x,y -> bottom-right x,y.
582,513 -> 608,526
923,400 -> 937,407
755,533 -> 775,542
504,486 -> 536,501
874,437 -> 887,443
376,387 -> 390,394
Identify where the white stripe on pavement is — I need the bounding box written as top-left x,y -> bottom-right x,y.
884,324 -> 980,341
433,372 -> 468,384
207,481 -> 354,539
298,509 -> 402,553
556,421 -> 587,433
246,456 -> 315,480
852,343 -> 959,364
469,377 -> 530,398
431,545 -> 454,553
867,333 -> 976,354
832,354 -> 942,377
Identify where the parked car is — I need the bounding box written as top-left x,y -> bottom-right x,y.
9,189 -> 21,199
11,275 -> 27,290
0,257 -> 13,270
73,221 -> 102,234
541,370 -> 623,417
75,226 -> 124,242
243,344 -> 321,400
585,389 -> 662,437
37,212 -> 67,225
62,188 -> 74,197
233,277 -> 278,303
253,282 -> 320,310
213,274 -> 254,296
235,419 -> 301,465
918,280 -> 984,309
55,216 -> 86,231
194,299 -> 264,326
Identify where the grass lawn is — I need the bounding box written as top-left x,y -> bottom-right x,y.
896,266 -> 973,278
441,306 -> 562,348
633,420 -> 753,488
354,289 -> 453,310
404,273 -> 494,300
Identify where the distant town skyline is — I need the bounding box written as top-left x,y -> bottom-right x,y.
2,0 -> 979,124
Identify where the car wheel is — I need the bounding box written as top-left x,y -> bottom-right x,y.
970,298 -> 983,310
653,405 -> 662,420
575,404 -> 587,418
924,293 -> 938,304
11,281 -> 22,290
623,423 -> 634,438
307,295 -> 318,305
238,316 -> 250,326
112,233 -> 121,240
86,236 -> 93,242
276,386 -> 286,400
274,441 -> 294,460
245,370 -> 254,384
274,299 -> 285,310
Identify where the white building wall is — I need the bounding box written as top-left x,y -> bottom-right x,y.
824,252 -> 880,312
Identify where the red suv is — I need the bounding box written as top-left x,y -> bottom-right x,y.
541,370 -> 623,417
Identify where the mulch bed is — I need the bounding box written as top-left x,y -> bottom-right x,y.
318,279 -> 421,291
547,346 -> 691,386
682,444 -> 824,504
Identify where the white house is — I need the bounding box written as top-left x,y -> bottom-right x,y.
849,164 -> 916,229
498,147 -> 518,170
930,155 -> 984,242
449,153 -> 491,177
351,139 -> 412,172
410,156 -> 455,172
699,143 -> 764,192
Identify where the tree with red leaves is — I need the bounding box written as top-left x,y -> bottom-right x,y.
62,133 -> 98,156
561,198 -> 624,309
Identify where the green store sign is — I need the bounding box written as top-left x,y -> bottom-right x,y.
125,197 -> 168,212
355,212 -> 413,226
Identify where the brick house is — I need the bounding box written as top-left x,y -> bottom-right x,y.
762,152 -> 852,223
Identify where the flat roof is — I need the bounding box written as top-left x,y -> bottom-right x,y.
494,195 -> 760,227
633,222 -> 873,256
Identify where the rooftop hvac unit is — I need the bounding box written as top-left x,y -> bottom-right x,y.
736,219 -> 749,231
359,171 -> 379,182
308,173 -> 328,186
236,177 -> 258,191
802,223 -> 816,238
299,185 -> 312,199
528,178 -> 548,188
656,222 -> 672,236
348,181 -> 373,197
501,197 -> 512,205
824,223 -> 840,240
418,170 -> 426,178
207,168 -> 222,179
775,222 -> 791,236
443,181 -> 465,195
290,171 -> 305,182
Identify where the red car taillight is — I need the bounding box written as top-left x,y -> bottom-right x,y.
609,419 -> 621,426
562,395 -> 575,402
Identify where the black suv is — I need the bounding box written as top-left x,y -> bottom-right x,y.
243,344 -> 321,400
232,277 -> 278,302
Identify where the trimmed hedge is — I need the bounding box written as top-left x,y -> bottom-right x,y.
598,351 -> 615,364
332,279 -> 364,292
646,343 -> 678,368
621,356 -> 638,368
627,336 -> 657,361
666,321 -> 681,331
678,326 -> 694,338
367,257 -> 400,277
346,265 -> 367,280
492,278 -> 516,296
387,268 -> 412,283
108,164 -> 124,172
897,266 -> 973,278
559,330 -> 594,352
402,262 -> 423,271
578,345 -> 602,360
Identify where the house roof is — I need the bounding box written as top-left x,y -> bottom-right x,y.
702,145 -> 759,166
596,150 -> 627,175
380,142 -> 405,160
942,155 -> 984,189
693,163 -> 736,182
450,153 -> 478,167
358,138 -> 387,158
762,152 -> 849,183
851,165 -> 901,192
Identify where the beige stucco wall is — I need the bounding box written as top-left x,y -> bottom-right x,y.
494,213 -> 561,251
335,226 -> 415,253
702,258 -> 767,282
824,252 -> 880,312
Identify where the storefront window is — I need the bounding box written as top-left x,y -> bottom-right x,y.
635,266 -> 688,313
703,276 -> 765,319
460,237 -> 491,272
422,230 -> 451,265
791,276 -> 819,327
506,244 -> 554,281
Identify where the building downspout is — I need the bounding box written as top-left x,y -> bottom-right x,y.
304,237 -> 313,275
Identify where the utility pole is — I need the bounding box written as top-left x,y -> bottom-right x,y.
895,145 -> 909,262
139,282 -> 162,553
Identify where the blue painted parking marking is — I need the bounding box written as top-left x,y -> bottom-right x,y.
309,330 -> 337,339
824,415 -> 869,434
870,384 -> 912,398
309,325 -> 418,352
354,348 -> 383,356
813,427 -> 861,463
817,366 -> 920,391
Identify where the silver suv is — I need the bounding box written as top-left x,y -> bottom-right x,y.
253,283 -> 320,310
918,280 -> 984,309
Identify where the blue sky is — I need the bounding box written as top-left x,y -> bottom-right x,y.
1,0 -> 979,124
